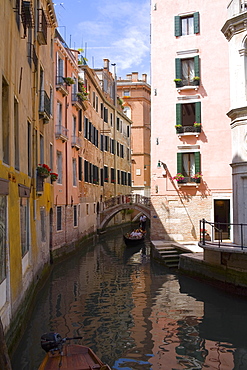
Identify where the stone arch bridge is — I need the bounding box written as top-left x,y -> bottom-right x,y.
97,194 -> 151,231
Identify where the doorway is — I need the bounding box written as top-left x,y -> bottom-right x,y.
214,199 -> 230,240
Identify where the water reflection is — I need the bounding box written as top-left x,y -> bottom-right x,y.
11,229 -> 247,370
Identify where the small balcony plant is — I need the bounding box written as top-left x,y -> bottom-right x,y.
172,173 -> 185,183
174,78 -> 183,87
193,76 -> 200,86
193,122 -> 201,132
63,77 -> 75,86
37,164 -> 51,178
191,172 -> 202,183
175,124 -> 183,133
50,172 -> 58,182
77,83 -> 89,101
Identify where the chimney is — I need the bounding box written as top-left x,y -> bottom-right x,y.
142,74 -> 147,83
126,74 -> 132,80
103,59 -> 109,71
132,72 -> 138,81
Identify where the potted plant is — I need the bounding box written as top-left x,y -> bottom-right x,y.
193,122 -> 202,132
175,124 -> 183,133
193,76 -> 200,86
50,172 -> 58,182
63,77 -> 75,86
172,173 -> 185,183
174,78 -> 183,87
77,82 -> 89,101
191,172 -> 202,183
37,164 -> 51,178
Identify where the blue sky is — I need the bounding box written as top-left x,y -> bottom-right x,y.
54,0 -> 151,80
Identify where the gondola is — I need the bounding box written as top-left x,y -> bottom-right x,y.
123,230 -> 145,246
38,333 -> 111,370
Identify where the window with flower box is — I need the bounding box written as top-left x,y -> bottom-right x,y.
175,56 -> 200,87
177,151 -> 201,184
176,102 -> 201,135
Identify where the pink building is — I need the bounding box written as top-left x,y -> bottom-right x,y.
151,0 -> 232,242
53,31 -> 82,252
117,73 -> 151,197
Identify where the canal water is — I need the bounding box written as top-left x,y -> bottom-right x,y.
11,227 -> 247,370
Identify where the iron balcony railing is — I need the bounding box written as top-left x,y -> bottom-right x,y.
176,125 -> 201,135
39,90 -> 51,118
71,135 -> 81,148
37,8 -> 47,45
56,75 -> 65,85
55,125 -> 69,141
200,218 -> 247,249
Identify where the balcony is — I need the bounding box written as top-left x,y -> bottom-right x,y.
177,177 -> 201,186
56,76 -> 69,96
55,125 -> 69,142
175,78 -> 200,91
37,8 -> 47,45
228,0 -> 247,17
71,93 -> 83,110
39,90 -> 51,122
176,125 -> 201,137
71,135 -> 81,150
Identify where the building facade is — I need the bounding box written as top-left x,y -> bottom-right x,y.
117,73 -> 151,197
0,0 -> 57,333
222,0 -> 247,246
151,0 -> 232,242
80,59 -> 132,231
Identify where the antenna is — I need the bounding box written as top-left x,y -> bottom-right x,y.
92,56 -> 94,68
85,42 -> 87,59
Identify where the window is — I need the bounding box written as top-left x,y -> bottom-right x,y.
2,77 -> 9,165
123,90 -> 130,96
57,151 -> 62,184
175,56 -> 200,86
72,158 -> 77,186
175,12 -> 200,37
73,205 -> 78,227
176,102 -> 201,131
177,152 -> 201,182
78,157 -> 83,181
14,98 -> 19,170
40,134 -> 44,164
0,196 -> 7,283
57,206 -> 62,231
28,122 -> 32,176
84,160 -> 89,182
40,208 -> 46,242
20,198 -> 30,257
50,143 -> 53,173
111,168 -> 115,183
104,166 -> 108,182
57,101 -> 62,126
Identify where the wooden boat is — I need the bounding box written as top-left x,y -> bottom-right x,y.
38,333 -> 111,370
123,231 -> 145,246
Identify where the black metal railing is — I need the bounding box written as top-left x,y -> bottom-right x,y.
37,8 -> 47,45
176,126 -> 201,134
200,218 -> 247,249
55,125 -> 69,140
39,90 -> 51,117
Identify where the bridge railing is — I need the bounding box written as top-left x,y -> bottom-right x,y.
100,194 -> 150,212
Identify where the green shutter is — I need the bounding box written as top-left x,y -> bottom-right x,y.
195,102 -> 201,123
176,104 -> 182,125
177,153 -> 183,174
175,16 -> 181,36
194,12 -> 200,34
194,152 -> 201,173
194,55 -> 200,77
175,58 -> 182,79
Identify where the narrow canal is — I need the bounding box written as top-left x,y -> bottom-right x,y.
11,227 -> 247,370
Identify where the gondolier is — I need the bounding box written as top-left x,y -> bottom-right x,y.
140,214 -> 147,231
